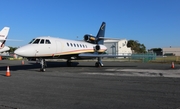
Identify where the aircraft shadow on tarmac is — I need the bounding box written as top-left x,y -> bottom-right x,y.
0,61 -> 137,72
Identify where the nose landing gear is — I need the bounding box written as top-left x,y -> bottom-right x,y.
39,58 -> 47,72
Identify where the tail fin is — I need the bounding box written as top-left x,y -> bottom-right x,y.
0,27 -> 10,48
0,27 -> 10,40
96,22 -> 106,44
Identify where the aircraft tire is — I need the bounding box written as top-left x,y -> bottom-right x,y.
40,68 -> 46,72
95,62 -> 102,67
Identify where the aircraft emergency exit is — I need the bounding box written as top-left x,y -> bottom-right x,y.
0,27 -> 10,53
15,22 -> 131,71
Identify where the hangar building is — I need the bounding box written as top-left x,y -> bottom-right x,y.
163,47 -> 180,56
104,39 -> 132,56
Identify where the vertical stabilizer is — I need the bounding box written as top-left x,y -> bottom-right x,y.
96,22 -> 106,44
0,27 -> 10,48
0,27 -> 10,39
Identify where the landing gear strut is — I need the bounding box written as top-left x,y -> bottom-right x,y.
95,57 -> 103,67
40,58 -> 47,72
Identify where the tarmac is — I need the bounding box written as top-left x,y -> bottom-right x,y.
0,60 -> 180,109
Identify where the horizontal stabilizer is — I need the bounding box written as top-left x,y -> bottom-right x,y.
98,37 -> 123,40
6,39 -> 23,41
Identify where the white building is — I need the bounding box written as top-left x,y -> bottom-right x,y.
163,47 -> 180,56
104,39 -> 132,57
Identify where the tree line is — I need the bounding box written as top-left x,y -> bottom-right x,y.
127,40 -> 146,53
8,46 -> 18,53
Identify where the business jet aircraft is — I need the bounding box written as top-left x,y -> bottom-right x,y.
0,27 -> 10,53
15,22 -> 131,71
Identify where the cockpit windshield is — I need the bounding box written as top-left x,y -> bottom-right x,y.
29,38 -> 51,44
33,39 -> 40,44
29,39 -> 35,44
45,39 -> 51,44
40,39 -> 44,44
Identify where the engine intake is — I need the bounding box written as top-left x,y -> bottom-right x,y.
84,34 -> 96,44
95,45 -> 100,51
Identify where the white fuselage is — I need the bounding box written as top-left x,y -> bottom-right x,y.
15,36 -> 107,58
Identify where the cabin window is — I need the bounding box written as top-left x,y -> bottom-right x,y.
85,45 -> 87,48
45,39 -> 51,44
83,45 -> 85,48
67,43 -> 69,46
33,39 -> 40,44
74,43 -> 76,47
80,44 -> 82,47
40,39 -> 44,44
77,44 -> 79,47
29,39 -> 35,44
70,43 -> 73,47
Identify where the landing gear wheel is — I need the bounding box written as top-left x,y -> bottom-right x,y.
40,68 -> 46,72
95,62 -> 103,67
95,57 -> 104,67
95,62 -> 99,67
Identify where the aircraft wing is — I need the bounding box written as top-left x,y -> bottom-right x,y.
79,53 -> 131,58
79,53 -> 156,58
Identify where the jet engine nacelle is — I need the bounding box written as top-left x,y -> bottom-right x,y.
84,34 -> 96,44
94,45 -> 100,51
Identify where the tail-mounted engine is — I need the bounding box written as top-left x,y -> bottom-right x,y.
95,45 -> 101,51
94,45 -> 100,51
84,34 -> 97,44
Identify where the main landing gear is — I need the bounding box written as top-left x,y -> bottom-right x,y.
39,58 -> 47,72
38,57 -> 103,71
95,57 -> 103,67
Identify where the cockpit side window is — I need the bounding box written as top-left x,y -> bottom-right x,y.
33,39 -> 40,44
29,39 -> 35,44
45,39 -> 51,44
40,39 -> 44,44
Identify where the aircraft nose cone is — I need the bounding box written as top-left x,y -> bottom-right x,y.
14,48 -> 25,56
14,45 -> 36,57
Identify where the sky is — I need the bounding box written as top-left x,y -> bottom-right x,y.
0,0 -> 180,50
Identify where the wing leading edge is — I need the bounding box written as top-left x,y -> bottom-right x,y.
78,53 -> 132,58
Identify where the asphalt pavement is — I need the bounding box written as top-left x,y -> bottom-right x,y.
0,60 -> 180,109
